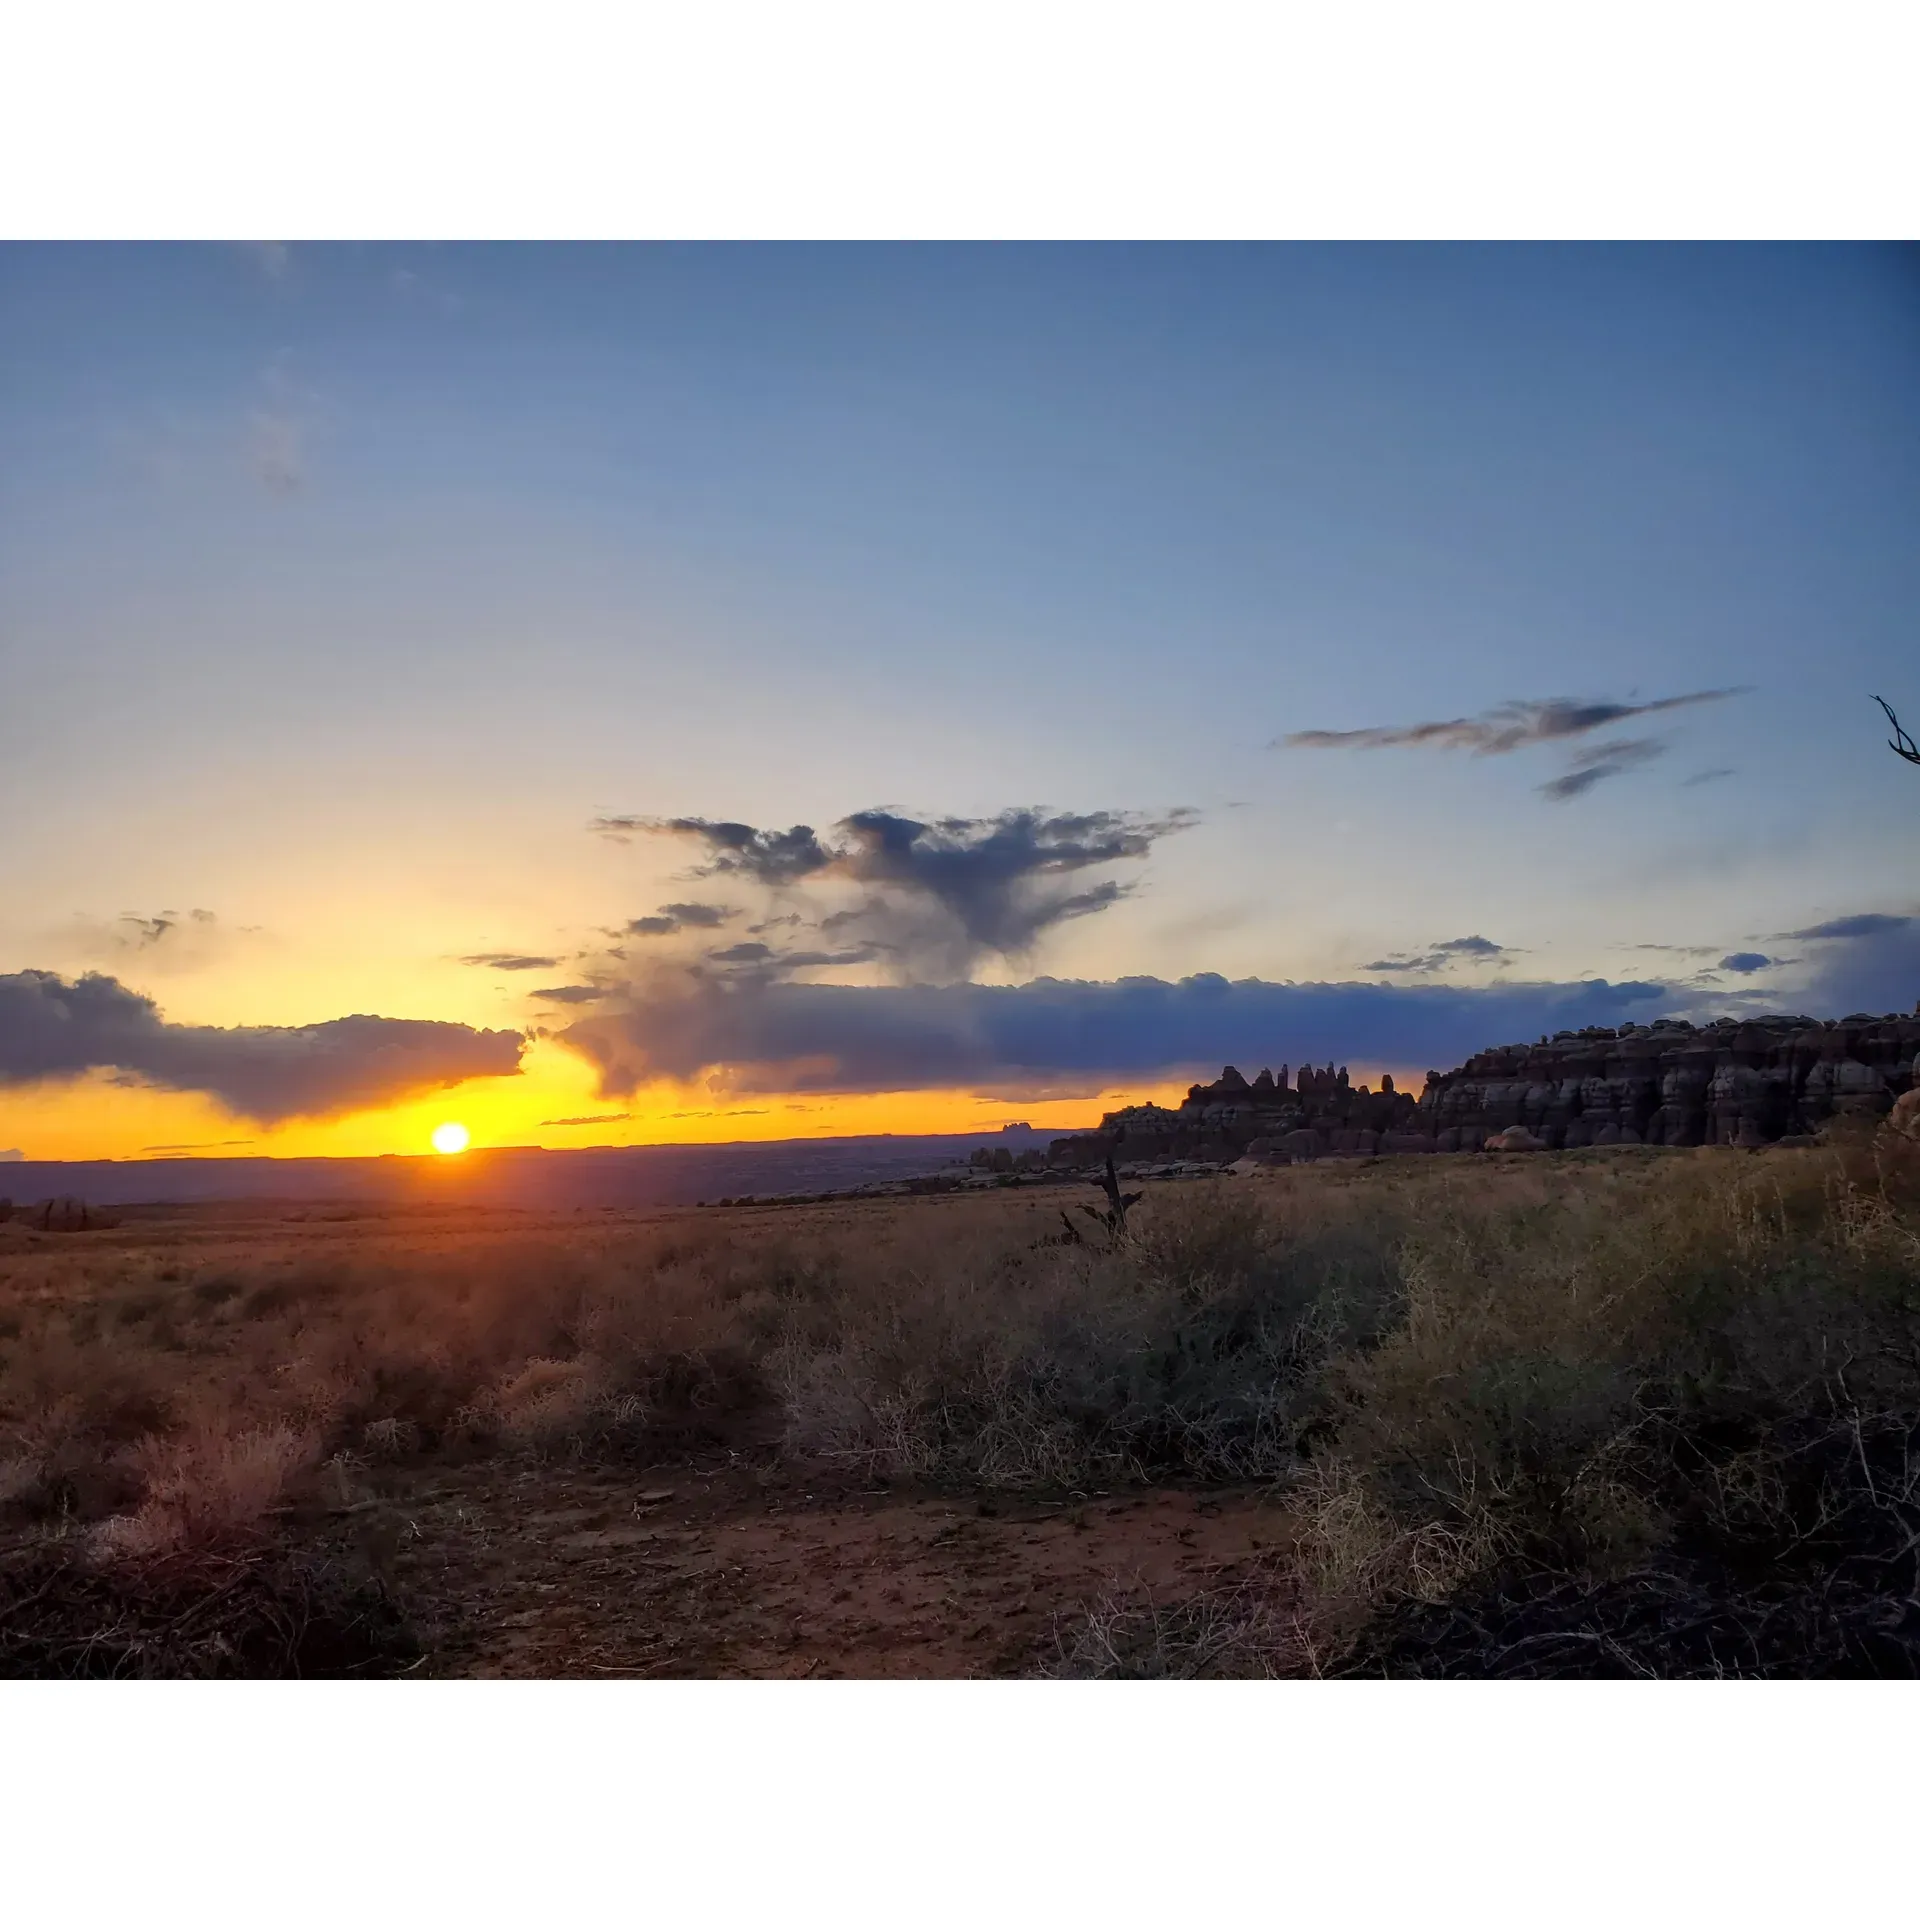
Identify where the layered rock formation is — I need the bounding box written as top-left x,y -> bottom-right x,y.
1049,1060 -> 1419,1166
1406,1012 -> 1920,1152
1051,1008 -> 1920,1164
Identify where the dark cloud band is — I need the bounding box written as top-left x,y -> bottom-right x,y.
553,968 -> 1673,1100
0,970 -> 524,1121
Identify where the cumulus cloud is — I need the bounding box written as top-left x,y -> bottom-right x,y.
460,953 -> 559,972
0,971 -> 524,1121
551,966 -> 1674,1101
1718,952 -> 1774,974
0,1148 -> 23,1163
1281,690 -> 1746,757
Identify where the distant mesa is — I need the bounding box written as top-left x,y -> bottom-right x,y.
1049,1005 -> 1920,1167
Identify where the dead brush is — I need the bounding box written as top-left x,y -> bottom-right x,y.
1041,1569 -> 1303,1679
0,1533 -> 418,1678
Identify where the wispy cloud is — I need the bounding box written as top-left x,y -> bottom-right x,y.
55,908 -> 254,979
237,241 -> 292,284
390,265 -> 463,316
248,406 -> 304,494
1538,736 -> 1667,802
1682,767 -> 1737,788
1363,934 -> 1510,975
1280,689 -> 1747,757
622,902 -> 737,936
1780,913 -> 1913,941
538,1112 -> 633,1128
246,358 -> 324,496
460,953 -> 559,972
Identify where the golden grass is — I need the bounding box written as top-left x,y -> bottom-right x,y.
4,1135 -> 1918,1675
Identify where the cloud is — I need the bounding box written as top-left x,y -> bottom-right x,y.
1718,952 -> 1774,974
246,358 -> 322,496
601,807 -> 1198,982
55,908 -> 249,979
1363,935 -> 1509,975
529,985 -> 609,1005
1538,737 -> 1667,802
623,902 -> 736,936
585,807 -> 1199,985
1762,912 -> 1920,1021
538,1113 -> 633,1128
390,265 -> 464,316
1280,689 -> 1746,757
460,953 -> 559,971
0,971 -> 524,1121
1795,924 -> 1920,1019
124,913 -> 189,947
620,817 -> 837,883
1780,913 -> 1913,941
1683,768 -> 1737,788
0,1148 -> 23,1163
139,1140 -> 255,1154
248,406 -> 304,494
238,242 -> 292,283
552,966 -> 1675,1101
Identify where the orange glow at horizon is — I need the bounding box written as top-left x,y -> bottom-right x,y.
0,1037 -> 1208,1162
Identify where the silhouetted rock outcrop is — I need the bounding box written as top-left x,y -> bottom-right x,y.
1048,1060 -> 1420,1166
1049,1006 -> 1920,1166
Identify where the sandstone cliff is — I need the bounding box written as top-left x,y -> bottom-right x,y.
1403,1011 -> 1920,1152
1051,1007 -> 1920,1165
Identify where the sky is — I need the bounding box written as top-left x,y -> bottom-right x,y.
2,242 -> 1917,1162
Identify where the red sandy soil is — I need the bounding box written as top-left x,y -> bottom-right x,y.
364,1463 -> 1287,1678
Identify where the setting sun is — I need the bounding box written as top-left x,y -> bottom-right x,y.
432,1122 -> 470,1155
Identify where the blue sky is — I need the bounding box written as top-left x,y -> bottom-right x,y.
2,243 -> 1916,1151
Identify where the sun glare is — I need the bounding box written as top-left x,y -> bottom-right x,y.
432,1122 -> 471,1155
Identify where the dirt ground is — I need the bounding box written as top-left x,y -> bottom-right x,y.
359,1459 -> 1286,1677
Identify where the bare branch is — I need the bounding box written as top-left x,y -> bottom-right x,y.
1874,695 -> 1920,767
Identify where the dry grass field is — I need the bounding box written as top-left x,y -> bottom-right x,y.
4,1132 -> 1919,1677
